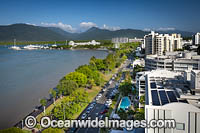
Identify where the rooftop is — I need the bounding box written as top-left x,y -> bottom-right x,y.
146,69 -> 200,109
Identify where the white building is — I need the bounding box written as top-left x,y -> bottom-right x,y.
145,69 -> 200,133
112,37 -> 129,44
144,31 -> 183,55
191,70 -> 200,95
68,40 -> 100,46
136,71 -> 151,108
145,51 -> 200,72
192,32 -> 200,45
129,37 -> 144,43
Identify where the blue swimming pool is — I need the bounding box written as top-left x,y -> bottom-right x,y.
119,96 -> 131,110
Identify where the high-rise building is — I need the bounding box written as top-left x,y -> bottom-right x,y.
192,32 -> 200,45
144,31 -> 182,55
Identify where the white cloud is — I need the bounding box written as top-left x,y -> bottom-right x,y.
143,28 -> 152,31
41,22 -> 76,33
80,22 -> 97,29
25,23 -> 36,26
157,27 -> 175,31
143,27 -> 176,32
102,24 -> 120,31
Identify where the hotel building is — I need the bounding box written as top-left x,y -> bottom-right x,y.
144,31 -> 182,55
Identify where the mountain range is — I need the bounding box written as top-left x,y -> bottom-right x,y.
0,24 -> 195,42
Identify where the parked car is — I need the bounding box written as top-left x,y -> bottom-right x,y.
96,96 -> 99,101
81,113 -> 87,119
86,108 -> 91,114
102,88 -> 106,91
100,109 -> 108,114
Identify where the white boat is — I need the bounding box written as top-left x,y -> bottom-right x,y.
23,45 -> 41,50
10,45 -> 21,50
9,39 -> 21,50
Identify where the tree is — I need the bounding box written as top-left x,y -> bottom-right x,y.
65,72 -> 87,87
57,80 -> 78,96
139,95 -> 145,105
95,59 -> 106,71
118,82 -> 133,96
104,54 -> 116,72
49,88 -> 57,105
0,127 -> 24,133
40,98 -> 47,114
118,109 -> 128,120
42,128 -> 63,133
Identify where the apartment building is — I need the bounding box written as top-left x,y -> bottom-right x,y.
144,31 -> 182,55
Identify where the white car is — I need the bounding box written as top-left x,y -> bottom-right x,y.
102,88 -> 106,91
81,113 -> 87,119
96,97 -> 100,101
105,103 -> 111,107
106,99 -> 112,105
98,94 -> 102,97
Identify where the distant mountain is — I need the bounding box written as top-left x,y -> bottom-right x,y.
157,30 -> 194,37
77,27 -> 149,40
47,27 -> 78,40
0,24 -> 195,42
0,24 -> 68,41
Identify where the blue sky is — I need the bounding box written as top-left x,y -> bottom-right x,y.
0,0 -> 199,32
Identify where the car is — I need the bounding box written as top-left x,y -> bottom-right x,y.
97,94 -> 102,98
106,100 -> 112,104
86,108 -> 91,114
100,109 -> 108,114
102,88 -> 106,91
81,113 -> 87,119
99,114 -> 104,120
96,96 -> 99,101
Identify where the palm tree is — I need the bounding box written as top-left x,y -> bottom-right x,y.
40,98 -> 47,114
49,88 -> 57,105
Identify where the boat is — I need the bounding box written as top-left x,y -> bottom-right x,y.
10,45 -> 21,50
23,45 -> 41,50
9,39 -> 21,50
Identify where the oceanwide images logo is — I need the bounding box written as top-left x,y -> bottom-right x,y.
24,115 -> 176,130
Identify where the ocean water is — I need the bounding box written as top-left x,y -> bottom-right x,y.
0,45 -> 107,129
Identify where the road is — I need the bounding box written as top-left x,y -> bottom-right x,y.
69,59 -> 132,133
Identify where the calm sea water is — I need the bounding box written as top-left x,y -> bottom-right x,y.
0,45 -> 107,129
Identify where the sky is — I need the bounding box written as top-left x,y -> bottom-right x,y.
0,0 -> 199,33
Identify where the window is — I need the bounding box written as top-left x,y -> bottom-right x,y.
176,123 -> 185,130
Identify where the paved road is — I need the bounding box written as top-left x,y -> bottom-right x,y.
76,80 -> 117,133
72,59 -> 132,133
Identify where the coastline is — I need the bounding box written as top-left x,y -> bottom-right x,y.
2,42 -> 139,132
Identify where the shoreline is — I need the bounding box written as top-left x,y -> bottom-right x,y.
2,42 -> 139,132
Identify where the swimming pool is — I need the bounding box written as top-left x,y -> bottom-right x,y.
118,96 -> 131,110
